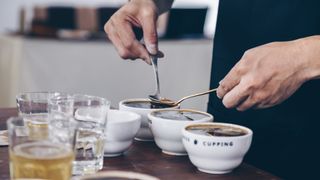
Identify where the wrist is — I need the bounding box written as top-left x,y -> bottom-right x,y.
296,35 -> 320,81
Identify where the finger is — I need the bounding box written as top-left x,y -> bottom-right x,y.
106,25 -> 132,59
222,82 -> 249,109
116,21 -> 150,64
140,11 -> 158,55
217,81 -> 229,99
109,25 -> 149,63
105,22 -> 122,53
217,64 -> 242,99
236,96 -> 257,111
132,40 -> 151,65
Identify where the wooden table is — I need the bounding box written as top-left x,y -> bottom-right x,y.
0,108 -> 280,180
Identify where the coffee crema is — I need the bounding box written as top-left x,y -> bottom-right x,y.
123,101 -> 173,109
186,125 -> 247,137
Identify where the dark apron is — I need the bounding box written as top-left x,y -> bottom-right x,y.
208,0 -> 320,179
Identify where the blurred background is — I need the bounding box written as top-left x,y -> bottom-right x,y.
0,0 -> 219,111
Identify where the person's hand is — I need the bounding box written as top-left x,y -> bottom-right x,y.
217,36 -> 320,111
104,0 -> 162,65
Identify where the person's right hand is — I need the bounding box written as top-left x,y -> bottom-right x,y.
104,0 -> 161,65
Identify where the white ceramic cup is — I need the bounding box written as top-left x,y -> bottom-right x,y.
182,122 -> 253,174
119,99 -> 179,141
148,109 -> 213,156
104,110 -> 141,157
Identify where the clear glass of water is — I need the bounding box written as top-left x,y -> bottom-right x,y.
16,92 -> 64,140
50,94 -> 110,175
16,92 -> 63,116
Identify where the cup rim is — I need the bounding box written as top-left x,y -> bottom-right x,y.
119,98 -> 179,109
183,122 -> 253,140
148,109 -> 213,122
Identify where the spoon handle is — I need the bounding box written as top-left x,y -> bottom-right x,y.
151,55 -> 160,96
175,88 -> 218,105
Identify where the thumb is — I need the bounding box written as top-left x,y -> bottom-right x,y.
141,12 -> 158,55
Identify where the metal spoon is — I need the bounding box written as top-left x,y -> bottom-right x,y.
149,55 -> 161,101
150,88 -> 218,107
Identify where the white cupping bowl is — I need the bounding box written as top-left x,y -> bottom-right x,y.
148,109 -> 213,156
104,110 -> 141,157
119,99 -> 178,141
182,122 -> 253,174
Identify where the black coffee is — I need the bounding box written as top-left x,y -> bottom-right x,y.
123,101 -> 173,109
187,125 -> 247,137
152,110 -> 210,121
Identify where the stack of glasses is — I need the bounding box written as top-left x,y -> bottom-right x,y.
8,92 -> 110,179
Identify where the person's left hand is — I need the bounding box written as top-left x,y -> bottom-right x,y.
217,37 -> 320,111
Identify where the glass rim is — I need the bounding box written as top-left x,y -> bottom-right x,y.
16,91 -> 65,102
71,94 -> 111,106
16,92 -> 111,107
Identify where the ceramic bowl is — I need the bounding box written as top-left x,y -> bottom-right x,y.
182,122 -> 253,174
104,110 -> 141,157
119,99 -> 178,141
148,109 -> 213,155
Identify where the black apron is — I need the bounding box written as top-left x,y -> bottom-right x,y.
208,0 -> 320,179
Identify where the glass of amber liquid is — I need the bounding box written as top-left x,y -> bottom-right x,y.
7,116 -> 77,180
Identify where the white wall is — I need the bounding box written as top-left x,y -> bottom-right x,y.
0,0 -> 219,37
0,37 -> 213,111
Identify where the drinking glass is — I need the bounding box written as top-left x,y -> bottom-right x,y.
50,94 -> 110,175
16,92 -> 63,116
16,92 -> 63,140
7,116 -> 77,180
73,94 -> 109,175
